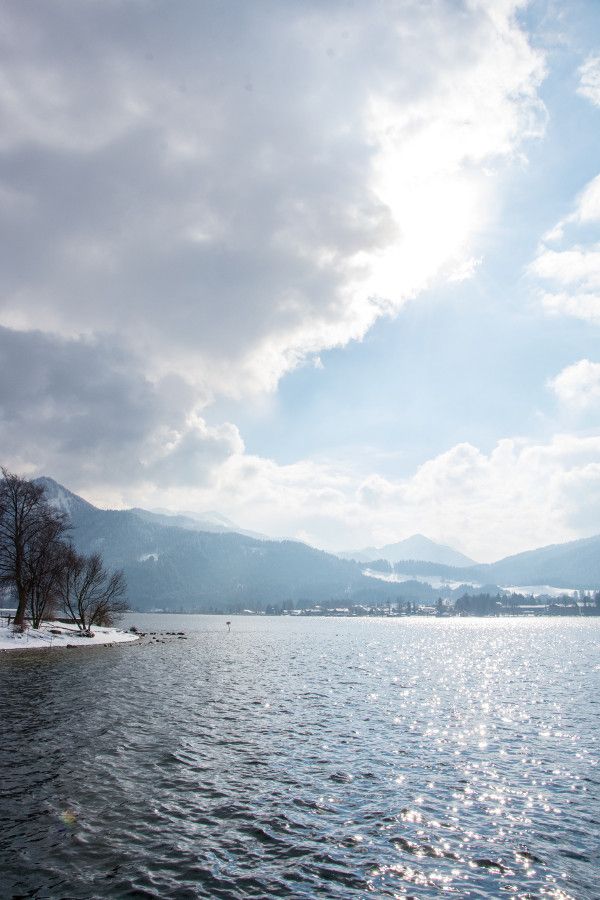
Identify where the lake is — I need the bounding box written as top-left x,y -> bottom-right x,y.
1,615 -> 599,898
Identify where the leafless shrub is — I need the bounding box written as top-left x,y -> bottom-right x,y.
58,550 -> 128,633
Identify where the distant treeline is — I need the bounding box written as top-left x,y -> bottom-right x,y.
454,592 -> 600,616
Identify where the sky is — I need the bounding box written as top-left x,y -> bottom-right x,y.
1,0 -> 599,562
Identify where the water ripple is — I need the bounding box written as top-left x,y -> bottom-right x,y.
1,615 -> 598,898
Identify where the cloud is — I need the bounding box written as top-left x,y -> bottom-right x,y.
541,173 -> 600,244
578,55 -> 600,107
0,0 -> 544,401
530,171 -> 600,323
548,359 -> 600,410
0,325 -> 241,488
532,246 -> 600,288
541,290 -> 600,323
145,416 -> 243,488
105,433 -> 600,564
572,173 -> 600,224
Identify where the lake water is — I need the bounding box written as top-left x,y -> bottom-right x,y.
1,615 -> 599,898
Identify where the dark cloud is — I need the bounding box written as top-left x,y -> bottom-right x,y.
0,2 -> 541,375
0,0 -> 396,383
0,326 -> 238,486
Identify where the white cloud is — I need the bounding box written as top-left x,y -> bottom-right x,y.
548,359 -> 600,410
92,433 -> 600,564
541,291 -> 600,323
531,245 -> 600,288
578,55 -> 600,107
541,174 -> 600,245
572,173 -> 600,224
143,416 -> 244,488
531,170 -> 600,323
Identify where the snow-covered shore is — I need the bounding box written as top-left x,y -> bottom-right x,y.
0,620 -> 139,652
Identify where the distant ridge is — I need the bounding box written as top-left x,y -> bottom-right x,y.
34,477 -> 267,541
132,507 -> 268,541
475,533 -> 600,589
339,534 -> 476,567
33,476 -> 96,515
387,534 -> 600,591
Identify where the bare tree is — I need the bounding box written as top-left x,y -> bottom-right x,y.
0,468 -> 67,628
26,512 -> 69,628
58,550 -> 128,633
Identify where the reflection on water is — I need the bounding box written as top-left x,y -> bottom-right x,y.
1,616 -> 599,898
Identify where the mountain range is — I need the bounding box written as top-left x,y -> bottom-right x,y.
34,477 -> 600,610
399,535 -> 600,591
35,478 -> 400,610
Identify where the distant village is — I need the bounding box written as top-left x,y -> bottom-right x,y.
148,591 -> 600,618
271,592 -> 600,617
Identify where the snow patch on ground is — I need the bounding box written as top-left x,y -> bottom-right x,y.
502,584 -> 579,598
363,569 -> 580,597
363,569 -> 479,589
0,620 -> 139,652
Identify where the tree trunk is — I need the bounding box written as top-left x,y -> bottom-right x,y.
13,584 -> 27,628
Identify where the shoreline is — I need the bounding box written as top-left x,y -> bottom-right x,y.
0,620 -> 139,652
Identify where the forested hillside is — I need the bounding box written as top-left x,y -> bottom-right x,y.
392,536 -> 600,589
36,479 -> 401,610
